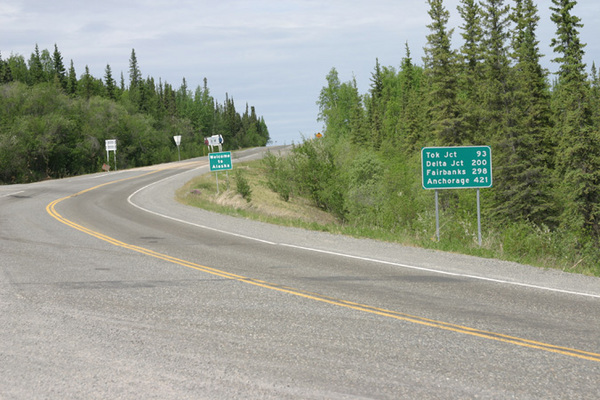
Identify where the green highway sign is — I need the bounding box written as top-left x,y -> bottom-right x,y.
209,151 -> 232,171
421,146 -> 492,189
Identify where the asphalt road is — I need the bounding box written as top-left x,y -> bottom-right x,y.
2,147 -> 600,399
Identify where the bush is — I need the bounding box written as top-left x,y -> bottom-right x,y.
235,169 -> 252,202
263,151 -> 293,201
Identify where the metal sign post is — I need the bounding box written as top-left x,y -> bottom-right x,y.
421,146 -> 492,246
435,189 -> 440,242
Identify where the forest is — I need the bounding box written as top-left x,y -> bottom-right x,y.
0,47 -> 270,183
263,0 -> 600,274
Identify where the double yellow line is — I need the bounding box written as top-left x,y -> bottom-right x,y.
46,170 -> 600,363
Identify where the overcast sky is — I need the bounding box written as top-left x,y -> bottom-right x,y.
2,1 -> 599,146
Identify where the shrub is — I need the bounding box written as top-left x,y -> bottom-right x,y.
235,169 -> 252,202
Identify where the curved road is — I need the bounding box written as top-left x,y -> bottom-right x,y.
2,148 -> 600,399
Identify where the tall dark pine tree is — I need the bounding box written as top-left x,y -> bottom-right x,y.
550,0 -> 600,239
457,0 -> 484,144
368,58 -> 384,149
104,64 -> 116,100
423,0 -> 461,146
80,65 -> 92,99
66,60 -> 77,95
128,49 -> 143,109
28,44 -> 44,85
490,0 -> 554,225
128,48 -> 141,89
52,44 -> 67,89
590,63 -> 600,130
479,0 -> 512,144
397,43 -> 425,151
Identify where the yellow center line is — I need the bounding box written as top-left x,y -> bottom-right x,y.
46,169 -> 600,363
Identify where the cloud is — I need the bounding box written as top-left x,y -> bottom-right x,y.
2,0 -> 600,145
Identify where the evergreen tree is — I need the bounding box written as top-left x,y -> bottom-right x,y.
52,44 -> 67,89
590,63 -> 600,129
368,58 -> 384,148
28,44 -> 44,85
399,43 -> 416,119
128,49 -> 142,109
349,89 -> 368,147
66,60 -> 77,95
550,0 -> 600,239
193,77 -> 216,138
128,48 -> 142,89
80,65 -> 92,99
104,64 -> 116,100
479,0 -> 512,144
490,0 -> 555,225
0,52 -> 10,83
550,0 -> 587,84
423,0 -> 461,145
393,44 -> 426,151
457,0 -> 484,144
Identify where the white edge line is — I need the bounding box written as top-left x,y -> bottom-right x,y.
126,166 -> 600,300
127,166 -> 277,246
279,244 -> 600,299
1,190 -> 25,198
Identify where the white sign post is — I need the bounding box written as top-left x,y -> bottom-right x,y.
105,139 -> 117,171
173,135 -> 182,161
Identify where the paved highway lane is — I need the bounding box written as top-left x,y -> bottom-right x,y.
2,149 -> 600,399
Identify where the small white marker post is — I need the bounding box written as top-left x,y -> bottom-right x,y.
174,135 -> 182,161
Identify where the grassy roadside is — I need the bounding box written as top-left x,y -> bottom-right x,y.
175,158 -> 598,276
175,159 -> 341,231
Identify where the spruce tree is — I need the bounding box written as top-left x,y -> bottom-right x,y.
128,48 -> 141,89
28,44 -> 44,85
550,0 -> 600,239
52,44 -> 67,89
80,65 -> 92,99
104,64 -> 116,100
128,49 -> 142,109
490,0 -> 555,225
66,60 -> 77,95
423,0 -> 461,145
398,43 -> 426,151
368,58 -> 384,148
590,63 -> 600,130
0,52 -> 7,83
346,76 -> 368,147
479,0 -> 512,144
457,0 -> 484,144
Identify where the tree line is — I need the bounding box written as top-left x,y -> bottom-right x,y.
265,0 -> 600,272
0,47 -> 269,183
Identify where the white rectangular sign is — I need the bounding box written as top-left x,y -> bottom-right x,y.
105,139 -> 117,152
207,135 -> 223,146
173,135 -> 181,146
